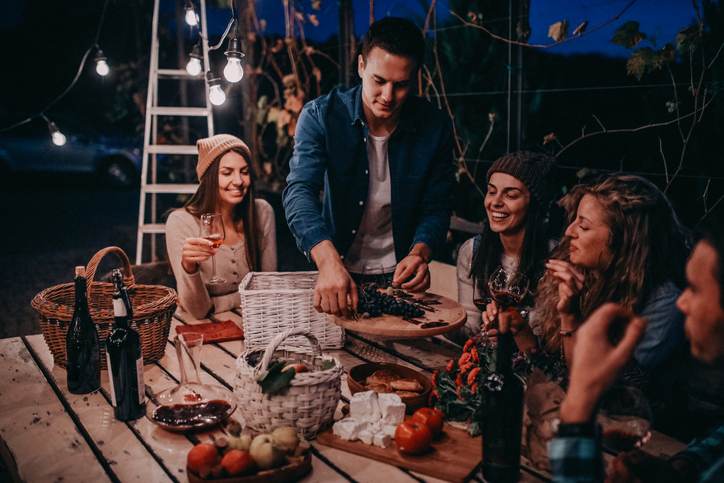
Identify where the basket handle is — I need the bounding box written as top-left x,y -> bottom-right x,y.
85,246 -> 135,299
256,328 -> 322,374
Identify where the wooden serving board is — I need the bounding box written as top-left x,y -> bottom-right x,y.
333,292 -> 466,338
176,320 -> 244,343
316,422 -> 481,483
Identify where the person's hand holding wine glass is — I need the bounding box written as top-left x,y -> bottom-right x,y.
180,213 -> 226,283
481,266 -> 531,340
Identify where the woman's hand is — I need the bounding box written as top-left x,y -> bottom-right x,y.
181,237 -> 217,273
482,301 -> 538,352
545,259 -> 585,316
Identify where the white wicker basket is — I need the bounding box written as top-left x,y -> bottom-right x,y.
238,271 -> 345,350
234,328 -> 342,439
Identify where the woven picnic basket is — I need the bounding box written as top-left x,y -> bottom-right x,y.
234,327 -> 342,439
238,271 -> 344,350
31,246 -> 177,369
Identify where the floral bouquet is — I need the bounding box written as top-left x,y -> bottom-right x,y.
430,335 -> 566,436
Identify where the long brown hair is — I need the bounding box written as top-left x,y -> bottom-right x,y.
183,148 -> 261,271
535,174 -> 690,352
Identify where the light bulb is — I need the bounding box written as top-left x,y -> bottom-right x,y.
186,57 -> 202,76
209,85 -> 226,106
96,59 -> 110,76
223,58 -> 244,83
185,8 -> 198,26
51,131 -> 67,146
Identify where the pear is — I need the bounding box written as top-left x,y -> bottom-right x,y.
271,426 -> 299,454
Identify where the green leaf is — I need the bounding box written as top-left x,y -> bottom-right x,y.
611,21 -> 646,48
319,359 -> 335,371
259,361 -> 295,395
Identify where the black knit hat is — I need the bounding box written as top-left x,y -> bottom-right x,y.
487,151 -> 556,205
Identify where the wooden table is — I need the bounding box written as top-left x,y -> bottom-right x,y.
1,266 -> 686,482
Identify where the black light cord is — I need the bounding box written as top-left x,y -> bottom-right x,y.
0,0 -> 111,133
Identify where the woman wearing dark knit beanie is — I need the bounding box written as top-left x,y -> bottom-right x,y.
165,134 -> 277,319
449,151 -> 554,347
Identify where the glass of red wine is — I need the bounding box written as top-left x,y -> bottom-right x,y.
487,266 -> 530,309
597,385 -> 653,452
200,213 -> 225,285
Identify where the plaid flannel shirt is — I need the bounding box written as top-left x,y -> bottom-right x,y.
549,424 -> 724,483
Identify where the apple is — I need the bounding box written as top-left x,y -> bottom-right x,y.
272,426 -> 299,454
220,449 -> 255,476
249,433 -> 285,469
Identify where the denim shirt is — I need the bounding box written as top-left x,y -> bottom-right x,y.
282,84 -> 454,263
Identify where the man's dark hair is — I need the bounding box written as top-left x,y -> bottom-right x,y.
361,17 -> 425,68
697,218 -> 724,306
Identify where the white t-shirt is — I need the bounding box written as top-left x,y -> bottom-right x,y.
345,133 -> 397,274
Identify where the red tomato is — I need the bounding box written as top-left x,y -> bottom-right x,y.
395,421 -> 432,455
411,407 -> 444,437
220,449 -> 255,476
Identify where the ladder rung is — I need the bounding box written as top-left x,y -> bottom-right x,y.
138,223 -> 166,234
150,106 -> 210,116
143,183 -> 198,194
157,68 -> 204,78
147,145 -> 198,155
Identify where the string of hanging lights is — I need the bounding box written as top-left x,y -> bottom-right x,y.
0,0 -> 245,141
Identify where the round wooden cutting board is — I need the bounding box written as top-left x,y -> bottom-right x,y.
332,292 -> 467,338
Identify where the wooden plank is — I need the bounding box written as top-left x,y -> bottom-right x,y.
24,335 -> 176,483
0,338 -> 111,483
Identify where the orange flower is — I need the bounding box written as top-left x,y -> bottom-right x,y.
463,339 -> 475,353
432,371 -> 438,386
446,359 -> 455,372
470,347 -> 479,363
455,373 -> 463,388
471,383 -> 478,394
467,367 -> 480,386
459,362 -> 473,376
458,352 -> 472,367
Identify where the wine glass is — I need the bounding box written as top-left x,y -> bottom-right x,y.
487,266 -> 530,309
200,213 -> 225,285
597,385 -> 653,452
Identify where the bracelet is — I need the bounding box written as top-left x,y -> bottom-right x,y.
559,327 -> 578,337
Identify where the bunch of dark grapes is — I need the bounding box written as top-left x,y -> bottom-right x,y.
356,283 -> 424,318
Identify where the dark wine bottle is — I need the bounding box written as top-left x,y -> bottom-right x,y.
481,331 -> 524,483
106,269 -> 146,421
66,266 -> 101,394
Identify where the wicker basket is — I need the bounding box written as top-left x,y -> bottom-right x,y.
31,246 -> 177,369
238,271 -> 344,350
235,328 -> 342,439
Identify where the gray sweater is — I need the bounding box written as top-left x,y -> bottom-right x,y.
165,199 -> 277,319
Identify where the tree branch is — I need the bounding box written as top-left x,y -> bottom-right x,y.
449,0 -> 637,50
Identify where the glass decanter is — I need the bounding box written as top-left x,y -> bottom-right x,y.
146,332 -> 236,431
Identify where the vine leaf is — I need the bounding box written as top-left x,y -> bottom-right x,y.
548,20 -> 568,42
611,21 -> 646,48
676,24 -> 700,52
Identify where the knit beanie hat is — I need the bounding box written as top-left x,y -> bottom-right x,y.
196,134 -> 252,181
487,151 -> 555,205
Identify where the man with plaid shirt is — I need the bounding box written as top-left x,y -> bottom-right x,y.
549,221 -> 724,483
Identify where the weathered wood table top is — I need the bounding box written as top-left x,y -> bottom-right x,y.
1,267 -> 686,482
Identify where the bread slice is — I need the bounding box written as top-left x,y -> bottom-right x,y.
389,378 -> 423,392
365,369 -> 397,386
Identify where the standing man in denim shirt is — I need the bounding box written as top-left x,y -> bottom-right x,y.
283,17 -> 454,316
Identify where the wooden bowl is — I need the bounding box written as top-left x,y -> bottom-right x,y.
347,363 -> 432,413
187,453 -> 312,483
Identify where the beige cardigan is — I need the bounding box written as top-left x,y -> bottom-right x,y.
165,199 -> 277,319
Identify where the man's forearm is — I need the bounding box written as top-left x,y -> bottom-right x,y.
408,242 -> 431,263
310,240 -> 343,269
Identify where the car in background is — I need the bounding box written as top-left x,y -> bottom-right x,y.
0,120 -> 142,188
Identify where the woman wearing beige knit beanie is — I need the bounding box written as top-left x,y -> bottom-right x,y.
165,134 -> 277,319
